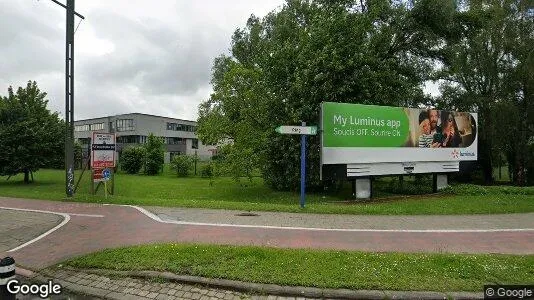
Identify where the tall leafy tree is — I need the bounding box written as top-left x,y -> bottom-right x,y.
198,0 -> 438,190
433,0 -> 533,184
0,81 -> 64,183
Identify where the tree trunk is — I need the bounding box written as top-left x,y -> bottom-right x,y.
479,105 -> 494,185
478,137 -> 494,185
24,169 -> 30,184
515,84 -> 529,186
498,161 -> 501,180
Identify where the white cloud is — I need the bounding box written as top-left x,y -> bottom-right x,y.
1,0 -> 285,121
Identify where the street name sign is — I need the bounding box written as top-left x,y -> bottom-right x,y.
275,125 -> 317,135
275,123 -> 317,208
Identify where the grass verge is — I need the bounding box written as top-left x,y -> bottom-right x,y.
64,243 -> 534,292
1,169 -> 533,215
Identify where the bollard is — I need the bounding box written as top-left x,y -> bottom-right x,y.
0,257 -> 16,300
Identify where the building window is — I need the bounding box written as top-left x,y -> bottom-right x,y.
166,137 -> 184,145
116,119 -> 135,131
76,138 -> 91,145
90,123 -> 104,131
166,122 -> 177,131
117,135 -> 139,144
75,124 -> 90,132
192,138 -> 198,149
166,122 -> 197,132
140,135 -> 147,144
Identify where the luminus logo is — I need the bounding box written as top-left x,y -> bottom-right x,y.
451,149 -> 475,158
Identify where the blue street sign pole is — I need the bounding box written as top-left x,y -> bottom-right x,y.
300,121 -> 306,208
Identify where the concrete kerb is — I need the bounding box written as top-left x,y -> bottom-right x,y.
16,266 -> 484,300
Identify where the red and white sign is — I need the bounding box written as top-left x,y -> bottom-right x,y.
91,132 -> 116,168
93,168 -> 105,182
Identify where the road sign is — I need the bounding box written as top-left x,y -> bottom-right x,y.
91,132 -> 116,168
93,168 -> 105,182
275,122 -> 313,208
102,168 -> 111,181
275,125 -> 317,135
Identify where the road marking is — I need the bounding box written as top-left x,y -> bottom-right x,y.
69,213 -> 104,217
0,206 -> 71,252
124,205 -> 534,233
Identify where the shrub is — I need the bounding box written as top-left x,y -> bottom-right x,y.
171,155 -> 193,177
200,163 -> 214,178
120,146 -> 146,174
450,184 -> 534,196
144,134 -> 164,175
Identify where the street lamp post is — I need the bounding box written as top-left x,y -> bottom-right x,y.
48,0 -> 84,197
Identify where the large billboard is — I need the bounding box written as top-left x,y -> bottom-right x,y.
320,102 -> 477,177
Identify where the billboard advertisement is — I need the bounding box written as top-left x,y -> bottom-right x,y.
91,132 -> 116,168
321,102 -> 477,170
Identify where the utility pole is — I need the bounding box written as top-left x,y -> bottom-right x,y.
48,0 -> 85,197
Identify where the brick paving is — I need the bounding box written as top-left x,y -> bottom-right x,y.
1,197 -> 534,272
0,209 -> 62,251
28,268 -> 317,300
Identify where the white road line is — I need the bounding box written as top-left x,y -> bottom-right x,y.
69,213 -> 104,218
0,206 -> 71,252
122,205 -> 534,233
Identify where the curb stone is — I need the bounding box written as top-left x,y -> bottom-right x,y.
28,266 -> 483,300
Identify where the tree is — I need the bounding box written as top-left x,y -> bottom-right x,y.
432,0 -> 534,185
143,133 -> 164,175
198,0 -> 437,190
0,81 -> 64,183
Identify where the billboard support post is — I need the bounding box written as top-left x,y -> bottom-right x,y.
433,174 -> 448,192
300,121 -> 306,208
355,177 -> 371,199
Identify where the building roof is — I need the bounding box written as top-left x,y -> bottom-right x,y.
75,112 -> 196,123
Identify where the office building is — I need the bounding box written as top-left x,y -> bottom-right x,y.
74,113 -> 216,163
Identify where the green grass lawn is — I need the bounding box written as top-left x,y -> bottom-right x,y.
63,243 -> 534,292
1,168 -> 533,215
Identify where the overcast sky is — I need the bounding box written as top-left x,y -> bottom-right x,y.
1,0 -> 439,121
0,0 -> 286,121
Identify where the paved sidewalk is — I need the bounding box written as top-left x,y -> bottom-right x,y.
32,268 -> 309,300
20,267 -> 482,300
147,207 -> 534,230
0,208 -> 63,251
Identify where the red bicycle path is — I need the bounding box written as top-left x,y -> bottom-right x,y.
1,197 -> 533,270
